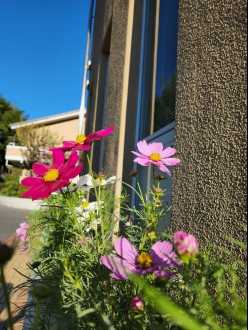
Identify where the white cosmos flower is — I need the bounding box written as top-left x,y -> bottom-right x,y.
77,174 -> 116,190
76,200 -> 103,232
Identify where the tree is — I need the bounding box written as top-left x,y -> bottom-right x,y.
0,97 -> 25,174
16,124 -> 60,170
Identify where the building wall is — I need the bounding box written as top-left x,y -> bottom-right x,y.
171,0 -> 247,250
41,118 -> 79,143
6,118 -> 79,163
86,0 -> 247,251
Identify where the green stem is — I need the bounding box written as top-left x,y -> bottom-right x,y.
0,265 -> 14,330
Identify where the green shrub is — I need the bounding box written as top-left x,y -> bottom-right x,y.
26,181 -> 247,330
0,168 -> 25,197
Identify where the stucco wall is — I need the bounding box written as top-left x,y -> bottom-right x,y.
172,0 -> 247,251
42,118 -> 79,142
6,118 -> 79,163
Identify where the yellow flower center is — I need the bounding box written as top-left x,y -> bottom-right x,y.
149,153 -> 161,162
81,200 -> 90,209
147,231 -> 157,241
76,134 -> 87,144
136,252 -> 153,269
43,169 -> 59,182
95,175 -> 106,186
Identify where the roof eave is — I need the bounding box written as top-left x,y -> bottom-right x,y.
10,110 -> 79,130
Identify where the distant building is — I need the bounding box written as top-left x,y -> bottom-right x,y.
6,110 -> 79,167
82,0 -> 247,250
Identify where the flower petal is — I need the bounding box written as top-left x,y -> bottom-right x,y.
22,184 -> 51,200
75,144 -> 92,152
151,241 -> 179,267
87,127 -> 114,142
148,142 -> 164,153
62,164 -> 83,181
78,174 -> 94,187
158,164 -> 171,175
134,157 -> 150,166
100,256 -> 130,280
21,177 -> 43,187
105,176 -> 116,185
51,149 -> 65,168
114,237 -> 138,265
111,273 -> 126,280
162,158 -> 181,167
50,179 -> 70,192
61,151 -> 79,172
20,222 -> 30,230
62,141 -> 77,149
131,151 -> 148,159
137,140 -> 150,156
161,147 -> 177,158
32,163 -> 49,176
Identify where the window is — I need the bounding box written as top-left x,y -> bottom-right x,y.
154,0 -> 179,132
136,0 -> 179,139
133,0 -> 179,225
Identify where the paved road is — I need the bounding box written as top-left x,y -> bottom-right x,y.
0,205 -> 30,241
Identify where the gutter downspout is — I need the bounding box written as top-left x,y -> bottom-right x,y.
78,0 -> 96,134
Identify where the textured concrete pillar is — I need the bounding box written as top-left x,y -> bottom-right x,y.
101,0 -> 130,177
172,0 -> 247,251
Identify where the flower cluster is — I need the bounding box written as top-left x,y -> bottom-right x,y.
16,222 -> 29,242
16,222 -> 30,251
21,128 -> 114,200
101,233 -> 199,281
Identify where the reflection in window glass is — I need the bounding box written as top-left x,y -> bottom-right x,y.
154,0 -> 179,132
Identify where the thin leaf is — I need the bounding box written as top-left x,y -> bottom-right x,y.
132,275 -> 213,330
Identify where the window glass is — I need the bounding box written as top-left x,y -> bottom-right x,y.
154,0 -> 179,132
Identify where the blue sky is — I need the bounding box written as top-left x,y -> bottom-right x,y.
0,0 -> 90,119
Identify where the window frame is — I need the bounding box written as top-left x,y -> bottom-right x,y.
132,0 -> 178,210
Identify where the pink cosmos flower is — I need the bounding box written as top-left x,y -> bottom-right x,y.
130,296 -> 144,312
173,231 -> 199,258
59,127 -> 114,152
100,237 -> 179,281
16,222 -> 29,242
21,149 -> 83,200
132,140 -> 180,175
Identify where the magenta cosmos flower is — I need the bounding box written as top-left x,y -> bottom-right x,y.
173,231 -> 199,258
132,140 -> 180,175
59,127 -> 114,152
16,222 -> 29,242
100,237 -> 179,280
21,149 -> 83,200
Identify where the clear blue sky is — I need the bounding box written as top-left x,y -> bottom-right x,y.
0,0 -> 90,119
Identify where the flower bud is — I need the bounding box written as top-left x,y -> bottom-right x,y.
130,296 -> 144,312
173,231 -> 199,260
